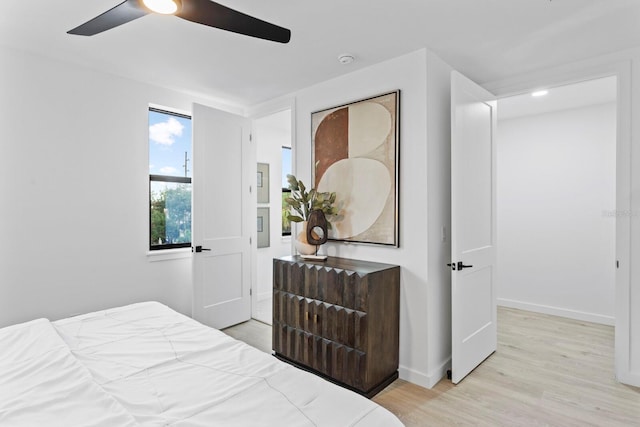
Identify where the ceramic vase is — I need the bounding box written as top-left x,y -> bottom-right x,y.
294,221 -> 317,255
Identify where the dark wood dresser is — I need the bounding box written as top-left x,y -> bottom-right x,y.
272,255 -> 400,397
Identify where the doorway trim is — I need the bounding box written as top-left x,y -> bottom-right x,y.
247,97 -> 296,322
485,60 -> 633,385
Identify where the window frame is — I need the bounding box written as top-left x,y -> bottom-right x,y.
281,146 -> 292,237
282,188 -> 292,237
148,107 -> 192,251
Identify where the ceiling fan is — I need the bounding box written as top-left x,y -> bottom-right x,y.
68,0 -> 291,43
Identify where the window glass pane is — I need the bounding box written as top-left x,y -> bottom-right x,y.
149,108 -> 192,250
150,181 -> 192,247
282,189 -> 291,236
282,146 -> 292,187
149,110 -> 192,178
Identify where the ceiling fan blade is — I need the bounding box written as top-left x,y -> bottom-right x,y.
68,0 -> 149,36
177,0 -> 291,43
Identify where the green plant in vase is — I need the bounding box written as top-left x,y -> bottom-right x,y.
284,174 -> 337,255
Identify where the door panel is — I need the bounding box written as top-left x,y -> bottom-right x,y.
192,103 -> 251,329
202,253 -> 243,306
459,266 -> 493,339
451,71 -> 497,384
458,100 -> 494,252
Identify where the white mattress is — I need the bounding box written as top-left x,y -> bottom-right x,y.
1,302 -> 404,426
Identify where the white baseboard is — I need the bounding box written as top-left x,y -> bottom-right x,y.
399,357 -> 451,389
398,365 -> 430,389
498,298 -> 615,326
616,369 -> 640,388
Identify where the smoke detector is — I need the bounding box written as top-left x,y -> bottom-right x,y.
338,54 -> 355,64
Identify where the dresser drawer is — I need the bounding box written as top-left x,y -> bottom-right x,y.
273,290 -> 368,351
273,321 -> 368,390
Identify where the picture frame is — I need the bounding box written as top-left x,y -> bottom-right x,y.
257,207 -> 270,248
312,90 -> 400,246
257,163 -> 269,203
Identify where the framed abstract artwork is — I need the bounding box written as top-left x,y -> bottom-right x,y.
312,90 -> 400,246
257,163 -> 269,203
257,207 -> 270,248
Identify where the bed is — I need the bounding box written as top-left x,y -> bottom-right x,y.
0,301 -> 404,426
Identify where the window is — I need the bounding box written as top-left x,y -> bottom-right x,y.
281,146 -> 292,236
148,108 -> 192,250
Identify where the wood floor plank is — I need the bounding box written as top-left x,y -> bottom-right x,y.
223,307 -> 640,426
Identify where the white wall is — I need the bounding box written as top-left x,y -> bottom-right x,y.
425,51 -> 454,383
0,46 -> 240,327
288,48 -> 453,388
255,111 -> 292,301
630,56 -> 640,382
497,102 -> 617,324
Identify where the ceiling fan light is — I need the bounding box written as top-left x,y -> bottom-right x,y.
142,0 -> 181,14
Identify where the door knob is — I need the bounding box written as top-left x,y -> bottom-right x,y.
457,261 -> 473,270
194,246 -> 212,253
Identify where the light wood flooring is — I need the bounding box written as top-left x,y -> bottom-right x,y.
223,307 -> 640,426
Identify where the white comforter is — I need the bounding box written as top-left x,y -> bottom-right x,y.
0,318 -> 138,426
1,302 -> 403,426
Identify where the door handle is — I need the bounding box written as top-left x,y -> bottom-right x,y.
193,246 -> 212,253
457,261 -> 473,270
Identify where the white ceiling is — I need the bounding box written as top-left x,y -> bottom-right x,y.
498,75 -> 617,120
2,1 -> 640,107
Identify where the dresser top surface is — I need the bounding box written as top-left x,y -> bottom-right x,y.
276,255 -> 399,274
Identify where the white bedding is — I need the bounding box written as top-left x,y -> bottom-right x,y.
0,318 -> 138,426
1,302 -> 403,426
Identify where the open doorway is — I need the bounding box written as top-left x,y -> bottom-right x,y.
496,76 -> 617,326
252,109 -> 292,325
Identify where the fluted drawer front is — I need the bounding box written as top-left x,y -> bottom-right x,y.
273,290 -> 368,351
317,336 -> 367,390
272,322 -> 367,390
273,259 -> 368,311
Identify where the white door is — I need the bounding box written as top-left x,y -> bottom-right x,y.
450,71 -> 497,384
192,103 -> 251,329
